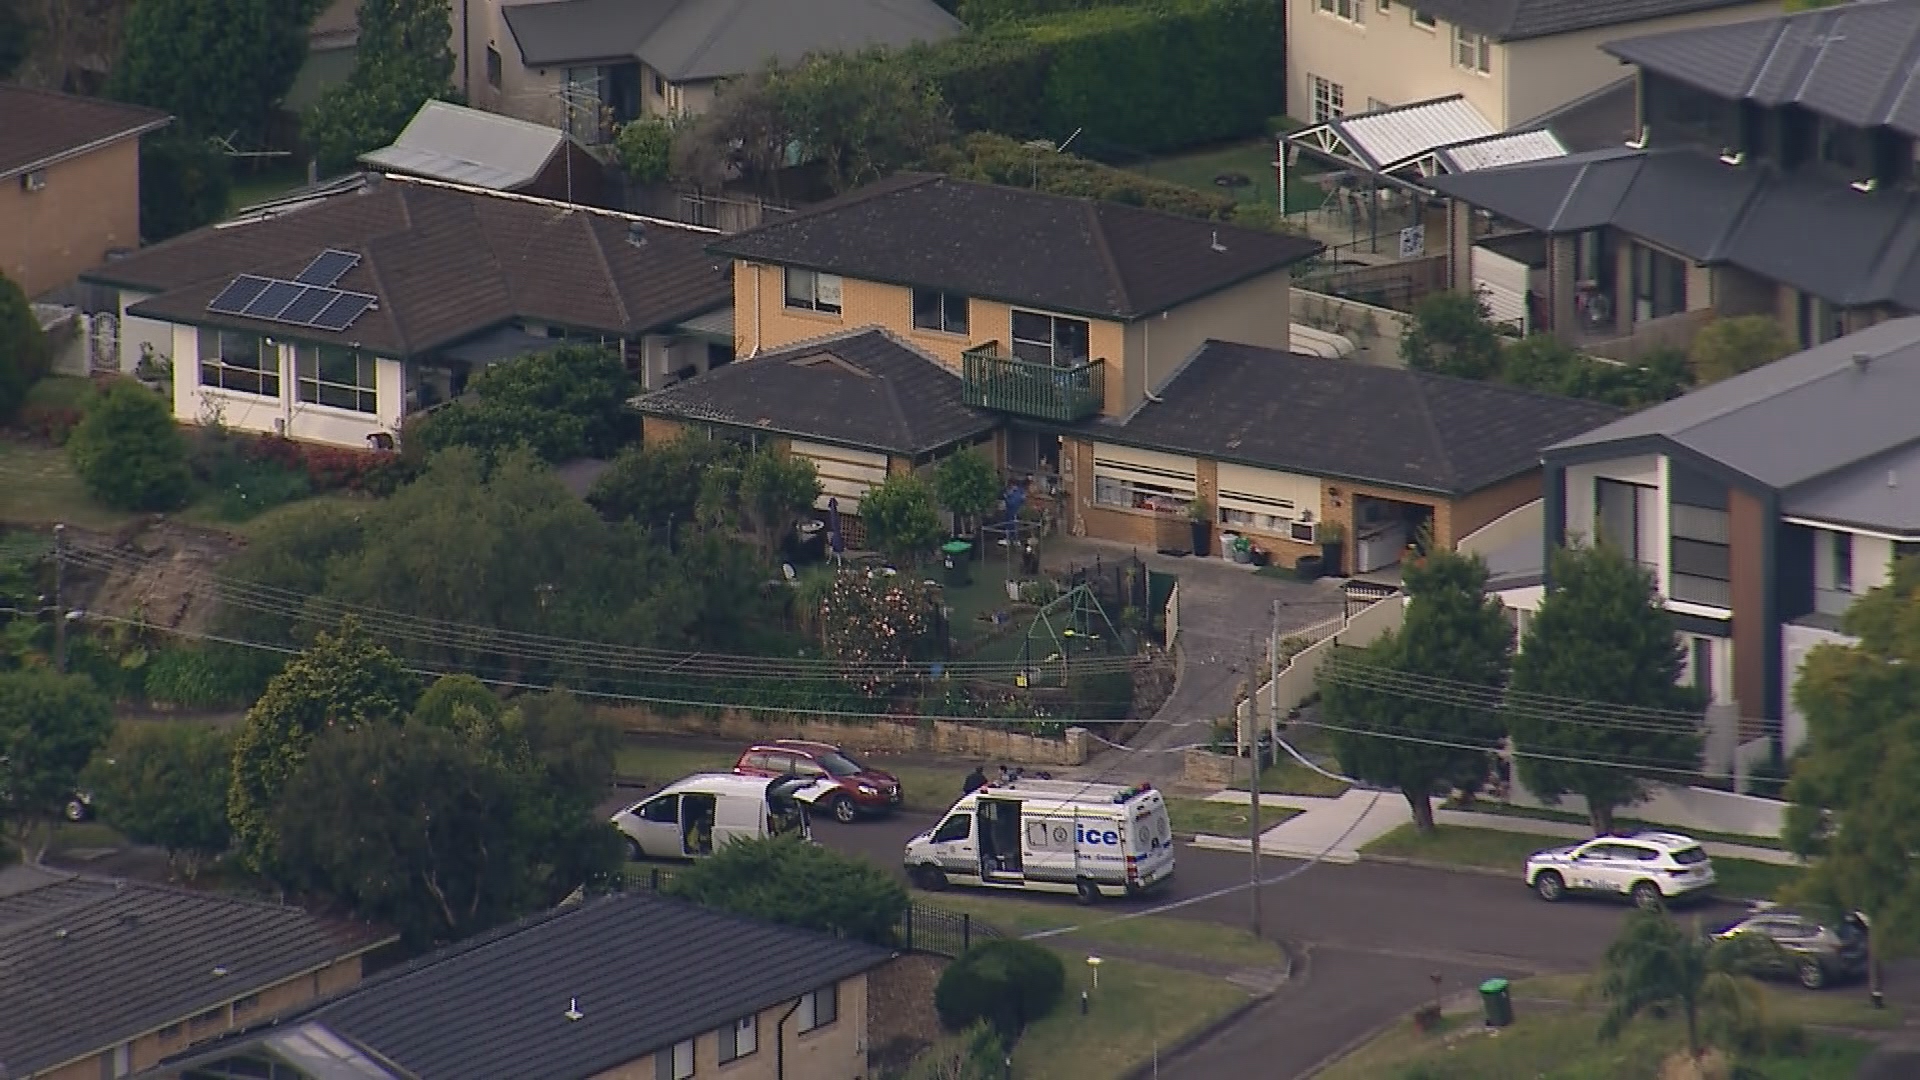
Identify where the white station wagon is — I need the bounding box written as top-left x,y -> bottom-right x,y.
1525,831 -> 1716,910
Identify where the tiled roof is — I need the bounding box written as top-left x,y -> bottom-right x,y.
1084,341 -> 1622,495
0,84 -> 170,181
1411,0 -> 1762,43
0,875 -> 390,1076
161,891 -> 894,1080
709,173 -> 1323,322
635,327 -> 997,454
1603,0 -> 1920,137
89,177 -> 730,358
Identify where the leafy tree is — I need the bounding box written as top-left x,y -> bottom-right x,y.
405,345 -> 636,465
66,379 -> 192,511
1319,550 -> 1512,832
1400,290 -> 1503,381
107,0 -> 311,147
1687,315 -> 1794,385
589,436 -> 741,527
0,271 -> 49,421
671,65 -> 795,192
1597,910 -> 1783,1058
934,939 -> 1066,1038
0,670 -> 113,860
304,0 -> 455,176
861,473 -> 944,565
935,447 -> 999,541
1509,544 -> 1704,833
737,450 -> 820,558
776,50 -> 954,193
0,0 -> 33,79
83,722 -> 232,877
214,497 -> 367,646
905,1021 -> 1005,1080
1784,554 -> 1920,1003
664,834 -> 908,945
137,131 -> 232,242
614,116 -> 674,184
227,619 -> 417,873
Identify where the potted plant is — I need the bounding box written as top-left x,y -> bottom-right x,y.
1317,520 -> 1346,576
1187,496 -> 1212,557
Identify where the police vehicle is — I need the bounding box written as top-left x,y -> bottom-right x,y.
904,778 -> 1175,903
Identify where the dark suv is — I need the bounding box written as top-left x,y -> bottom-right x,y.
1712,904 -> 1869,989
733,740 -> 900,823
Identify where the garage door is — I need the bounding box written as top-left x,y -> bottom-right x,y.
790,440 -> 889,512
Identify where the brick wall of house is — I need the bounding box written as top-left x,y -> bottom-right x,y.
1062,437 -> 1185,550
0,139 -> 143,298
642,416 -> 688,447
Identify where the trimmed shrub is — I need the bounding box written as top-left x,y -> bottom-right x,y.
66,379 -> 192,511
927,133 -> 1235,219
144,645 -> 280,708
935,938 -> 1067,1037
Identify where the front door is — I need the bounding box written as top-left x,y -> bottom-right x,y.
979,798 -> 1023,879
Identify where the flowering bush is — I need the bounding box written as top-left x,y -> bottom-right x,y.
819,572 -> 941,695
228,433 -> 408,494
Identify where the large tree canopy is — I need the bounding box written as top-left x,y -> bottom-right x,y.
304,0 -> 455,176
0,670 -> 113,859
405,346 -> 637,465
108,0 -> 315,146
1508,544 -> 1704,833
84,722 -> 233,876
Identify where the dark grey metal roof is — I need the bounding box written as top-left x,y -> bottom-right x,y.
1517,75 -> 1640,154
1408,0 -> 1761,42
504,0 -> 962,78
1082,340 -> 1622,495
1603,0 -> 1920,137
0,876 -> 390,1076
1429,148 -> 1920,309
708,173 -> 1323,322
635,327 -> 997,455
192,891 -> 893,1080
1782,440 -> 1920,536
1552,316 -> 1920,502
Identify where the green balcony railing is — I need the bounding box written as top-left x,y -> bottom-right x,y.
961,343 -> 1106,423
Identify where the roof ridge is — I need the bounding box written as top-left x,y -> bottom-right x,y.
1084,202 -> 1133,315
1407,370 -> 1465,490
578,213 -> 633,330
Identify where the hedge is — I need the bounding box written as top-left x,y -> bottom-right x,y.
908,0 -> 1286,156
926,133 -> 1237,218
935,938 -> 1067,1037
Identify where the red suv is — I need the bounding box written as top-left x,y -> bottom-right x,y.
733,740 -> 901,823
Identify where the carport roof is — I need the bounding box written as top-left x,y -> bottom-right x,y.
1290,96 -> 1566,181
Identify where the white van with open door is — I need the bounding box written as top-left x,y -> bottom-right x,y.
611,772 -> 831,860
904,779 -> 1175,902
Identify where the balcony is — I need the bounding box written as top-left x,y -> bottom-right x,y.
961,343 -> 1105,423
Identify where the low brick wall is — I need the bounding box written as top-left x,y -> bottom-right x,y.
602,704 -> 1091,766
1182,748 -> 1250,787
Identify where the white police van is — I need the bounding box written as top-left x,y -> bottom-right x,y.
904,778 -> 1175,903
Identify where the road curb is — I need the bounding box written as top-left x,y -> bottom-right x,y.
1117,937 -> 1302,1080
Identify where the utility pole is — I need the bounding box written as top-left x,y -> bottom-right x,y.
52,524 -> 67,674
1248,630 -> 1263,940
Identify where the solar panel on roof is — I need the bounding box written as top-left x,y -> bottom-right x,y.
294,249 -> 361,287
279,287 -> 337,325
243,280 -> 307,320
310,292 -> 378,332
207,275 -> 274,315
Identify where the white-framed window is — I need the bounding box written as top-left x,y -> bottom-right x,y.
199,330 -> 278,397
655,1038 -> 694,1080
1376,0 -> 1391,10
1317,0 -> 1363,22
718,1015 -> 758,1063
912,288 -> 969,335
1453,24 -> 1491,73
783,268 -> 842,314
1097,475 -> 1193,514
1411,8 -> 1436,28
295,343 -> 377,414
797,984 -> 839,1033
1310,76 -> 1345,123
1009,309 -> 1091,367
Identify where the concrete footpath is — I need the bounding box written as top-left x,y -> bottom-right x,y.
1188,788 -> 1800,867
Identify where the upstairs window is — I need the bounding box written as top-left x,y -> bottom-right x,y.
912,288 -> 969,335
1317,0 -> 1363,22
783,268 -> 843,314
1010,310 -> 1090,367
1412,8 -> 1437,28
1452,24 -> 1490,73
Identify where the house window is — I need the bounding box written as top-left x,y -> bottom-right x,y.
1376,0 -> 1390,10
1630,244 -> 1687,322
199,330 -> 278,397
654,72 -> 666,96
1452,24 -> 1491,73
797,984 -> 839,1033
783,268 -> 842,314
1310,76 -> 1345,123
718,1015 -> 758,1063
1316,0 -> 1362,21
1411,8 -> 1436,28
159,1024 -> 184,1043
189,1006 -> 226,1034
1594,477 -> 1662,577
1007,429 -> 1061,480
655,1039 -> 694,1080
485,46 -> 502,89
1668,503 -> 1732,610
232,993 -> 261,1019
912,288 -> 969,335
1096,476 -> 1192,514
103,1042 -> 132,1079
1691,637 -> 1714,698
1009,310 -> 1090,367
1796,291 -> 1844,350
296,344 -> 377,414
1830,530 -> 1855,594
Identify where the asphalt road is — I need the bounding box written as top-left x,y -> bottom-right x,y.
808,811 -> 1908,1079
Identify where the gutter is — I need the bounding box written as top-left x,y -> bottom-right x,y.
0,115 -> 172,184
773,997 -> 803,1080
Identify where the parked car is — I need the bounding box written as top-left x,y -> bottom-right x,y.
733,740 -> 900,824
1712,903 -> 1869,990
1525,831 -> 1717,910
610,773 -> 832,860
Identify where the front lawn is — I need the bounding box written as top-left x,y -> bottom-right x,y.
1166,797 -> 1298,838
0,440 -> 140,531
1458,799 -> 1788,851
1131,137 -> 1329,213
919,891 -> 1284,970
1229,726 -> 1350,797
1363,824 -> 1804,900
1012,954 -> 1249,1080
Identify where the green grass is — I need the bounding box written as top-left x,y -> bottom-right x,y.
225,163 -> 310,216
612,738 -> 968,815
1456,800 -> 1787,851
1011,954 -> 1249,1080
1516,973 -> 1907,1031
1362,824 -> 1804,900
941,547 -> 1031,646
1131,137 -> 1329,213
0,440 -> 140,530
1166,797 -> 1298,837
1229,727 -> 1350,797
1314,994 -> 1872,1080
174,491 -> 374,539
919,891 -> 1285,969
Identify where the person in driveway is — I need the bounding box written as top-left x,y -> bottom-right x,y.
964,765 -> 988,794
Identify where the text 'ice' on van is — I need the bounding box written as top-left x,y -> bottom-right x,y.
904,779 -> 1175,903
